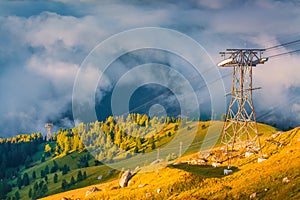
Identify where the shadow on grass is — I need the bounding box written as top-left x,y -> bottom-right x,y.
169,164 -> 239,178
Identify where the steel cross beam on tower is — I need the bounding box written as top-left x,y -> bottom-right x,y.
45,123 -> 53,141
217,49 -> 268,169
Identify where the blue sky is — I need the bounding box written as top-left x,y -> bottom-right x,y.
0,0 -> 300,136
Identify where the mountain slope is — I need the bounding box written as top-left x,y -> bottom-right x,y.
41,126 -> 299,200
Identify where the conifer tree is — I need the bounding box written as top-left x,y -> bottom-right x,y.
77,170 -> 83,182
28,188 -> 32,198
32,171 -> 36,179
23,173 -> 30,186
70,176 -> 75,185
53,173 -> 58,183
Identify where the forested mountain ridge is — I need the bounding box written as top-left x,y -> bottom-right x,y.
0,113 -> 182,199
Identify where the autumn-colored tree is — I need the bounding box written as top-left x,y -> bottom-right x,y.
44,144 -> 51,156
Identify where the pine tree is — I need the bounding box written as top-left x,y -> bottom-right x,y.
61,179 -> 67,190
53,173 -> 58,183
61,164 -> 69,175
39,180 -> 44,189
83,171 -> 87,179
28,188 -> 32,198
44,165 -> 49,174
76,170 -> 83,182
15,191 -> 20,200
41,184 -> 48,194
17,176 -> 22,189
32,171 -> 36,179
40,170 -> 45,178
70,176 -> 75,185
34,182 -> 38,191
51,160 -> 59,173
23,173 -> 30,186
32,189 -> 37,199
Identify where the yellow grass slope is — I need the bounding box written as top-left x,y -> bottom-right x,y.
42,127 -> 300,200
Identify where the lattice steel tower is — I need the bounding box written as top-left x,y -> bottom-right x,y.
218,49 -> 268,168
45,123 -> 53,141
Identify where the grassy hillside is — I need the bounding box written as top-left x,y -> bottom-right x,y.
39,123 -> 299,200
6,147 -> 118,199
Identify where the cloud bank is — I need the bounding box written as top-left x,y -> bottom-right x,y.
0,0 -> 300,136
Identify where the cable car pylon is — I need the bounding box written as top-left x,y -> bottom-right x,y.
217,49 -> 268,169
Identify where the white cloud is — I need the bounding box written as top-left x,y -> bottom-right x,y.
0,0 -> 300,135
195,0 -> 233,9
27,56 -> 78,83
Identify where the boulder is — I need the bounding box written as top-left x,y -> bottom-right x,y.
119,170 -> 131,187
85,187 -> 101,197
